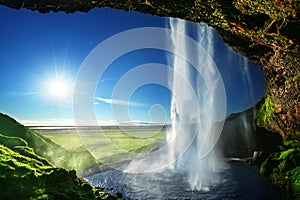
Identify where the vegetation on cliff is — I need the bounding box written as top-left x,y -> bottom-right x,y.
260,139 -> 300,199
0,114 -> 117,199
0,113 -> 99,173
256,95 -> 275,127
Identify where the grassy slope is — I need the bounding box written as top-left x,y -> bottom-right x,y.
0,113 -> 98,172
0,130 -> 117,199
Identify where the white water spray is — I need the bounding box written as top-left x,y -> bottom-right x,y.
167,18 -> 228,190
125,18 -> 227,191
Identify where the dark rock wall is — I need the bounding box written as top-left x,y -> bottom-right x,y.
218,107 -> 257,158
0,0 -> 299,139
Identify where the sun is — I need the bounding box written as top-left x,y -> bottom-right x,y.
49,79 -> 67,98
46,75 -> 72,100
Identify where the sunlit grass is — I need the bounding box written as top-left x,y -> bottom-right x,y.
36,127 -> 166,165
41,133 -> 84,151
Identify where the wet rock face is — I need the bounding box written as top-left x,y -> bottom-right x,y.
261,50 -> 300,140
218,107 -> 257,158
0,0 -> 299,139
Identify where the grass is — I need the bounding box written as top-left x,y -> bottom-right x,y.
36,126 -> 166,165
0,113 -> 164,199
37,130 -> 84,151
0,114 -> 166,171
0,123 -> 118,199
0,144 -> 117,199
0,113 -> 99,172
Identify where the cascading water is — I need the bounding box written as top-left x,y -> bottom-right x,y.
240,57 -> 256,154
167,17 -> 227,190
125,18 -> 227,191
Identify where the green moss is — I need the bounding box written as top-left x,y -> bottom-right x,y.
283,139 -> 300,149
0,145 -> 118,200
286,72 -> 300,83
256,95 -> 275,127
260,140 -> 300,199
0,133 -> 28,148
0,114 -> 118,200
0,113 -> 99,172
279,148 -> 295,160
290,167 -> 300,196
234,0 -> 294,20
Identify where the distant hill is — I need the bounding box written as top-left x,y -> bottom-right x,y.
0,113 -> 98,172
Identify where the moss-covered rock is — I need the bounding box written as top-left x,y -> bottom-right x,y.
0,135 -> 118,199
0,145 -> 117,199
0,113 -> 98,173
260,140 -> 300,199
256,95 -> 275,127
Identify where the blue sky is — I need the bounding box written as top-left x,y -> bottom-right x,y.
0,6 -> 265,126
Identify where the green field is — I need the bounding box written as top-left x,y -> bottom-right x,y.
35,126 -> 166,169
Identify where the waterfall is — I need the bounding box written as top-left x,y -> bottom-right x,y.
125,18 -> 227,191
167,18 -> 227,190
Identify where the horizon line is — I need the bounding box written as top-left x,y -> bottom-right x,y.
19,119 -> 170,127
